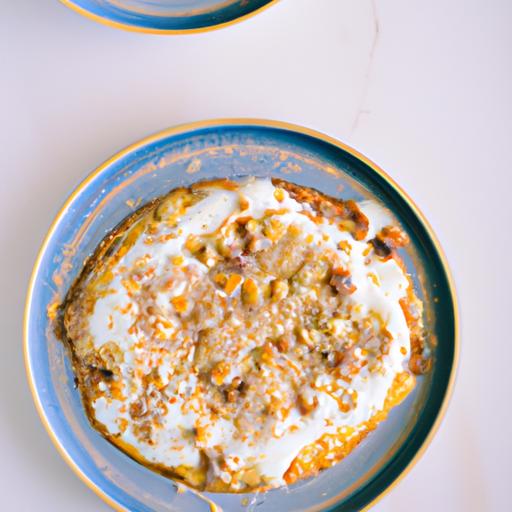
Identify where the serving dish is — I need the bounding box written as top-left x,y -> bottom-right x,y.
24,119 -> 458,511
59,0 -> 278,34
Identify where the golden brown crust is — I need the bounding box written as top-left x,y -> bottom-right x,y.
271,178 -> 370,240
283,371 -> 415,484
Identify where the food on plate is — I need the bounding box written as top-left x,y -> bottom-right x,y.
61,177 -> 427,492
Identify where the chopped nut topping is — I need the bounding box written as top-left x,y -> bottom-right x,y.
330,268 -> 357,295
241,277 -> 259,306
224,273 -> 243,295
270,279 -> 289,302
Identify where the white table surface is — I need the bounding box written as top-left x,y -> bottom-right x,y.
1,0 -> 510,510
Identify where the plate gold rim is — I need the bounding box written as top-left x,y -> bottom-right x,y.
23,118 -> 459,512
59,0 -> 280,35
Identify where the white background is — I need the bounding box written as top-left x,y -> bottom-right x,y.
1,0 -> 510,510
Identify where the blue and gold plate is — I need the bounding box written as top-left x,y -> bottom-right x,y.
60,0 -> 278,33
24,119 -> 458,511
